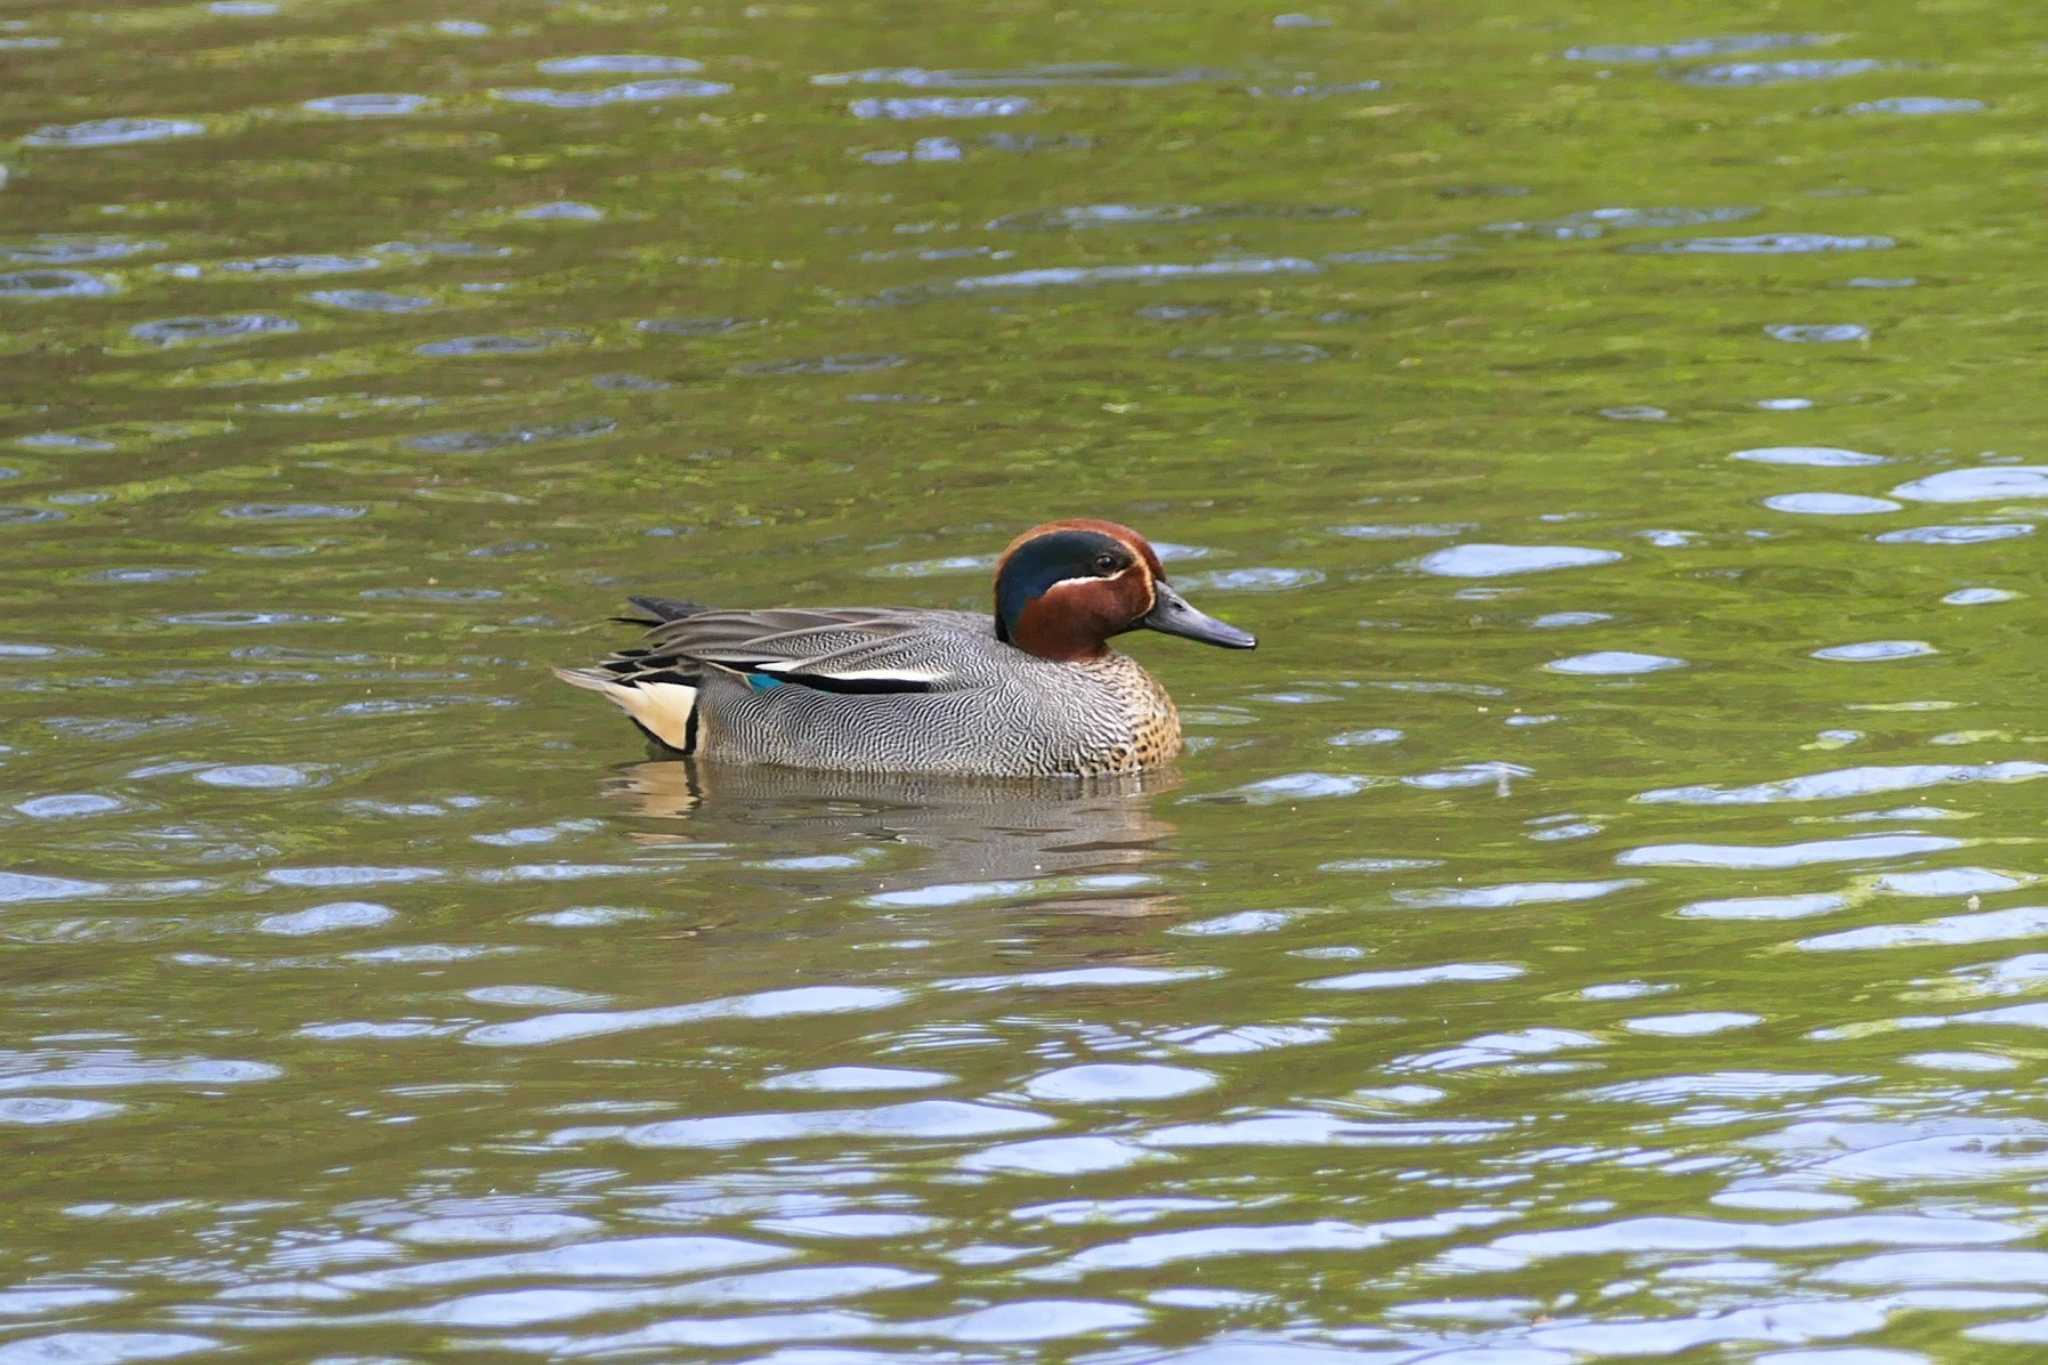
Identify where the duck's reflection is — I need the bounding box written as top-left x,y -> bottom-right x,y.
601,759 -> 1183,920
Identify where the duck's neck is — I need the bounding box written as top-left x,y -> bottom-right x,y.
997,603 -> 1111,663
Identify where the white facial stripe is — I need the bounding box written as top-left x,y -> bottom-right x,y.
1043,561 -> 1157,617
1045,564 -> 1136,595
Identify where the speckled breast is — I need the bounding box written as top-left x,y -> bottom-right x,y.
1067,655 -> 1182,776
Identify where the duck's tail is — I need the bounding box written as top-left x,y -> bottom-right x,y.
553,660 -> 702,755
557,595 -> 717,753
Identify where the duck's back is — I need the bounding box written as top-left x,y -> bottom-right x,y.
693,613 -> 1179,776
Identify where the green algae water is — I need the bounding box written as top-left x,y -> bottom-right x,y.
7,0 -> 2048,1357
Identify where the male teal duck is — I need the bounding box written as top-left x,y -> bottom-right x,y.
554,518 -> 1256,777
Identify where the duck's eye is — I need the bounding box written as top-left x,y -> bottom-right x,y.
1093,553 -> 1120,574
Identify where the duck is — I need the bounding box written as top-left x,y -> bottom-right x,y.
553,518 -> 1256,777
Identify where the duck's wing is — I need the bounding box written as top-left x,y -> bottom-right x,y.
643,607 -> 996,694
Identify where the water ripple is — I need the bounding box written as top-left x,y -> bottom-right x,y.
1398,879 -> 1641,909
1565,35 -> 1821,62
194,762 -> 321,788
1219,772 -> 1374,803
1498,1213 -> 2016,1261
538,55 -> 705,75
14,793 -> 125,819
256,902 -> 395,936
1485,204 -> 1756,240
1414,544 -> 1621,577
1735,445 -> 1889,467
851,96 -> 1032,120
1031,1213 -> 1509,1279
1333,522 -> 1473,540
26,117 -> 206,147
336,1235 -> 789,1291
405,418 -> 615,454
395,1214 -> 605,1247
221,502 -> 364,521
990,203 -> 1358,230
1545,651 -> 1685,675
215,253 -> 381,276
374,239 -> 516,259
1799,906 -> 2048,953
0,1052 -> 279,1091
1402,761 -> 1530,790
306,289 -> 434,312
637,315 -> 753,336
1170,342 -> 1330,365
1618,834 -> 1965,869
621,1100 -> 1054,1149
467,985 -> 907,1047
740,353 -> 904,376
1626,232 -> 1892,255
302,94 -> 432,117
2,236 -> 163,265
130,314 -> 298,346
1876,523 -> 2033,545
1250,80 -> 1386,99
0,1098 -> 128,1126
0,269 -> 120,299
757,1067 -> 952,1093
417,332 -> 585,358
1624,1012 -> 1759,1036
1305,962 -> 1525,991
937,967 -> 1216,997
1640,762 -> 2048,806
1679,892 -> 1859,925
1893,465 -> 2048,503
1586,1071 -> 1853,1105
496,80 -> 730,107
1024,1064 -> 1215,1102
1811,640 -> 1936,662
1850,97 -> 1986,115
1764,492 -> 1901,515
976,1145 -> 1174,1188
1327,248 -> 1453,264
817,64 -> 1223,88
519,201 -> 605,222
1673,59 -> 1885,87
948,258 -> 1320,292
1767,323 -> 1869,342
0,1333 -> 218,1360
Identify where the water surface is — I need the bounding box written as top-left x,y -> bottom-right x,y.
6,0 -> 2048,1357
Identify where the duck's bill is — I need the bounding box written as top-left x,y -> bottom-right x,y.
1140,582 -> 1257,649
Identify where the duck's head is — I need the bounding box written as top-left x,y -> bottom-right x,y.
993,518 -> 1257,662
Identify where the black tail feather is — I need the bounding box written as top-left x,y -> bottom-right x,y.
614,594 -> 713,628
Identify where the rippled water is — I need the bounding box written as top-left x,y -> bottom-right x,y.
5,0 -> 2048,1358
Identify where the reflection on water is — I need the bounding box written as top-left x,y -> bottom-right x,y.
5,0 -> 2048,1356
604,760 -> 1182,920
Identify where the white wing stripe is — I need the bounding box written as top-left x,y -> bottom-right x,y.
635,607 -> 986,692
755,660 -> 949,684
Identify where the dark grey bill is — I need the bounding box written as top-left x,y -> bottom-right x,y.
1140,581 -> 1257,649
